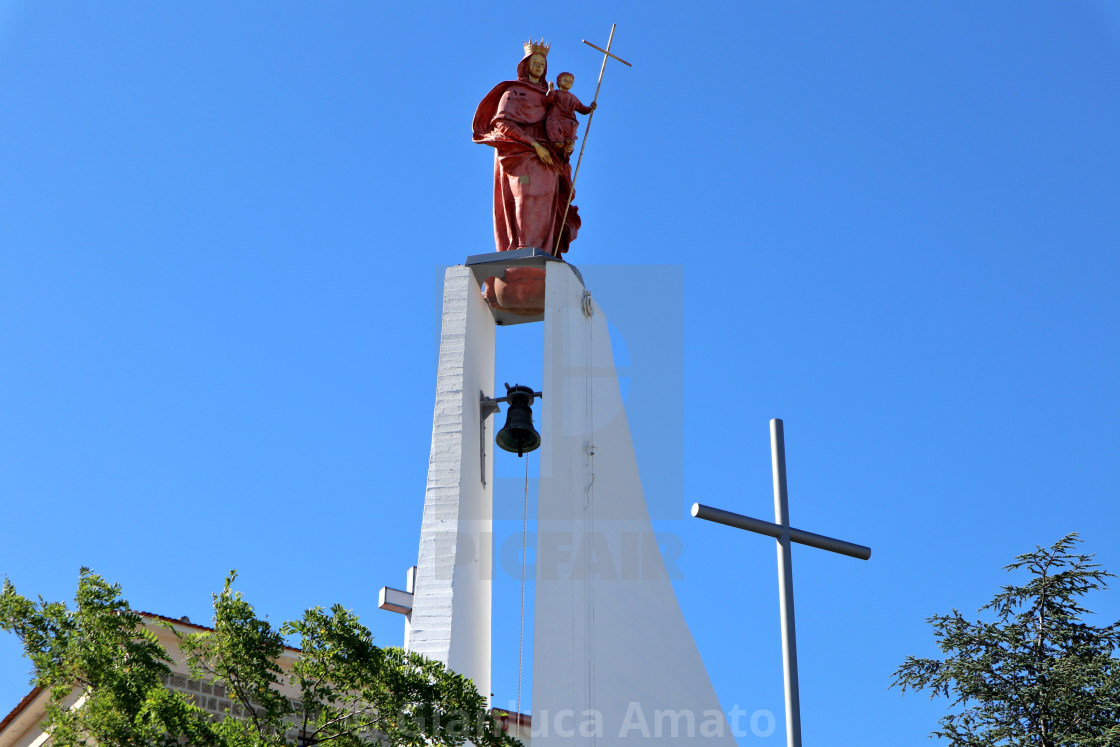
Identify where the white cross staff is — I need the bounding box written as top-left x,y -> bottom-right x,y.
692,419 -> 872,747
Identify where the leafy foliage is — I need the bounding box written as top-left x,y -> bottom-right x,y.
1,570 -> 519,747
0,569 -> 214,747
892,534 -> 1120,746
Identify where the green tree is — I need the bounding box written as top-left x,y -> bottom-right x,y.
0,569 -> 519,747
892,534 -> 1120,746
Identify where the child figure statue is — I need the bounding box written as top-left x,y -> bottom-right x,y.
546,72 -> 596,157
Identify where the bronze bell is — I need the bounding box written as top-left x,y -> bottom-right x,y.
495,384 -> 541,457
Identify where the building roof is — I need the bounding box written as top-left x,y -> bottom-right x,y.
0,610 -> 300,735
490,707 -> 531,729
0,687 -> 42,735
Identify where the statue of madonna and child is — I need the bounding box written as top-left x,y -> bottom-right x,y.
473,38 -> 597,316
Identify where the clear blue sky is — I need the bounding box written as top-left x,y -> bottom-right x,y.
2,2 -> 1119,744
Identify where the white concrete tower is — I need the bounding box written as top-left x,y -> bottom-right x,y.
382,253 -> 732,745
401,263 -> 495,699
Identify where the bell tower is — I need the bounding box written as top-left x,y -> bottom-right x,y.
378,248 -> 559,703
380,250 -> 735,746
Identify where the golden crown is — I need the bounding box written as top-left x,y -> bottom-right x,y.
523,37 -> 551,58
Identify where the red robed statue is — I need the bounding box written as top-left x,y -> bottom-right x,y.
473,39 -> 580,257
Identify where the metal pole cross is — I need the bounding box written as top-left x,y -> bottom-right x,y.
553,23 -> 631,256
691,419 -> 871,747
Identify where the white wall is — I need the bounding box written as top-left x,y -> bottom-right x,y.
531,262 -> 734,746
407,266 -> 495,703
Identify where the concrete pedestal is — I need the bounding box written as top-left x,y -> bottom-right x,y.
406,265 -> 494,702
